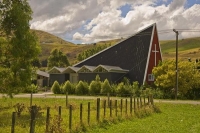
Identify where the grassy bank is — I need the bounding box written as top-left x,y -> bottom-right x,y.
88,102 -> 200,133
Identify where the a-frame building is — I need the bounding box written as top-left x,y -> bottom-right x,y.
73,23 -> 162,85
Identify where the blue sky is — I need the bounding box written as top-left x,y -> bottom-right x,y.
29,0 -> 200,44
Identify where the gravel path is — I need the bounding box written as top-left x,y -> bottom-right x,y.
1,92 -> 200,105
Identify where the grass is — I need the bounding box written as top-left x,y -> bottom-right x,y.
88,102 -> 200,133
0,97 -> 154,133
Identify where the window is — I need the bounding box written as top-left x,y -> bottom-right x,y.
148,74 -> 154,81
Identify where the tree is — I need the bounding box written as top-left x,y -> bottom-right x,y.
89,75 -> 102,95
153,60 -> 200,98
0,0 -> 40,97
101,79 -> 112,94
47,49 -> 70,69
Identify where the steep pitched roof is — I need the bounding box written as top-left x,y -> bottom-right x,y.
74,23 -> 156,84
94,65 -> 129,73
62,66 -> 80,73
48,66 -> 66,73
77,65 -> 96,73
37,70 -> 49,77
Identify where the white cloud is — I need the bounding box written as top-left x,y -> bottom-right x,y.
29,0 -> 200,43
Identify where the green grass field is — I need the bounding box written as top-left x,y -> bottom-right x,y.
89,102 -> 200,133
1,96 -> 200,133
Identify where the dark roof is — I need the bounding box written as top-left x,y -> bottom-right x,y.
37,70 -> 49,77
63,66 -> 80,73
48,66 -> 66,73
74,23 -> 155,84
94,65 -> 129,73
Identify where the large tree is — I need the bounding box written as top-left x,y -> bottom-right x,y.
0,0 -> 40,97
153,60 -> 200,98
47,49 -> 70,69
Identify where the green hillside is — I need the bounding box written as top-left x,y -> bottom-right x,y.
4,29 -> 197,66
160,37 -> 200,61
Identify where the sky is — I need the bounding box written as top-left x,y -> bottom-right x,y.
29,0 -> 200,44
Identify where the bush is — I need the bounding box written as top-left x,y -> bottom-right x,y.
62,80 -> 75,94
23,84 -> 38,93
116,83 -> 133,97
75,81 -> 89,95
89,75 -> 102,95
51,81 -> 61,94
101,79 -> 112,94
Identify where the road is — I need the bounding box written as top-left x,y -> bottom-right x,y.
1,92 -> 200,105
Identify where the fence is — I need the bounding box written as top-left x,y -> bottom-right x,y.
10,94 -> 154,133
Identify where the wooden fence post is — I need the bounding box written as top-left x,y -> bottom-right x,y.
115,100 -> 117,117
30,92 -> 33,107
125,99 -> 127,115
107,93 -> 110,107
80,103 -> 83,124
88,102 -> 90,125
110,100 -> 112,117
130,95 -> 132,115
58,106 -> 61,128
66,92 -> 68,108
11,112 -> 16,133
30,106 -> 36,133
120,99 -> 123,116
69,105 -> 72,133
137,97 -> 139,109
134,97 -> 136,113
140,97 -> 142,107
96,98 -> 100,122
150,94 -> 154,105
46,107 -> 50,132
103,100 -> 106,118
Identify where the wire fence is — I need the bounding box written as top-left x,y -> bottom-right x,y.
9,93 -> 154,133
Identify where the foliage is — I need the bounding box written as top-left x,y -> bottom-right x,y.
28,105 -> 43,117
49,115 -> 64,133
89,75 -> 102,95
101,79 -> 112,94
132,81 -> 141,97
153,60 -> 200,99
75,81 -> 89,95
13,103 -> 25,117
62,80 -> 75,94
47,48 -> 70,69
51,81 -> 61,94
23,84 -> 38,93
116,82 -> 133,97
0,0 -> 40,97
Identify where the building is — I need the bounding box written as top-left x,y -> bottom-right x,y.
48,23 -> 162,86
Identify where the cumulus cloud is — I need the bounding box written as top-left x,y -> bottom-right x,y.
28,0 -> 200,43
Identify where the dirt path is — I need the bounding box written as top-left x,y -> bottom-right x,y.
1,92 -> 200,105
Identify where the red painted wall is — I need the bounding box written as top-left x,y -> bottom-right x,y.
145,26 -> 162,84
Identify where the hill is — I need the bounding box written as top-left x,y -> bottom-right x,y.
33,30 -> 200,66
160,37 -> 200,61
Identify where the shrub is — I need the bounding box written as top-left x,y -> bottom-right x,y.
23,84 -> 38,93
101,79 -> 112,94
116,83 -> 133,97
75,81 -> 89,95
51,81 -> 61,94
132,81 -> 141,97
89,75 -> 102,95
13,103 -> 25,117
62,80 -> 75,94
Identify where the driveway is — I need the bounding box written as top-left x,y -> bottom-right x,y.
1,92 -> 200,105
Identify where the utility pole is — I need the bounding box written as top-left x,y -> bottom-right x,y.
173,29 -> 178,100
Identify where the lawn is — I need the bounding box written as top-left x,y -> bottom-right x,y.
1,96 -> 200,133
88,102 -> 200,133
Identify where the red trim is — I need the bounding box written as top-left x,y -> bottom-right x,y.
145,26 -> 162,84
